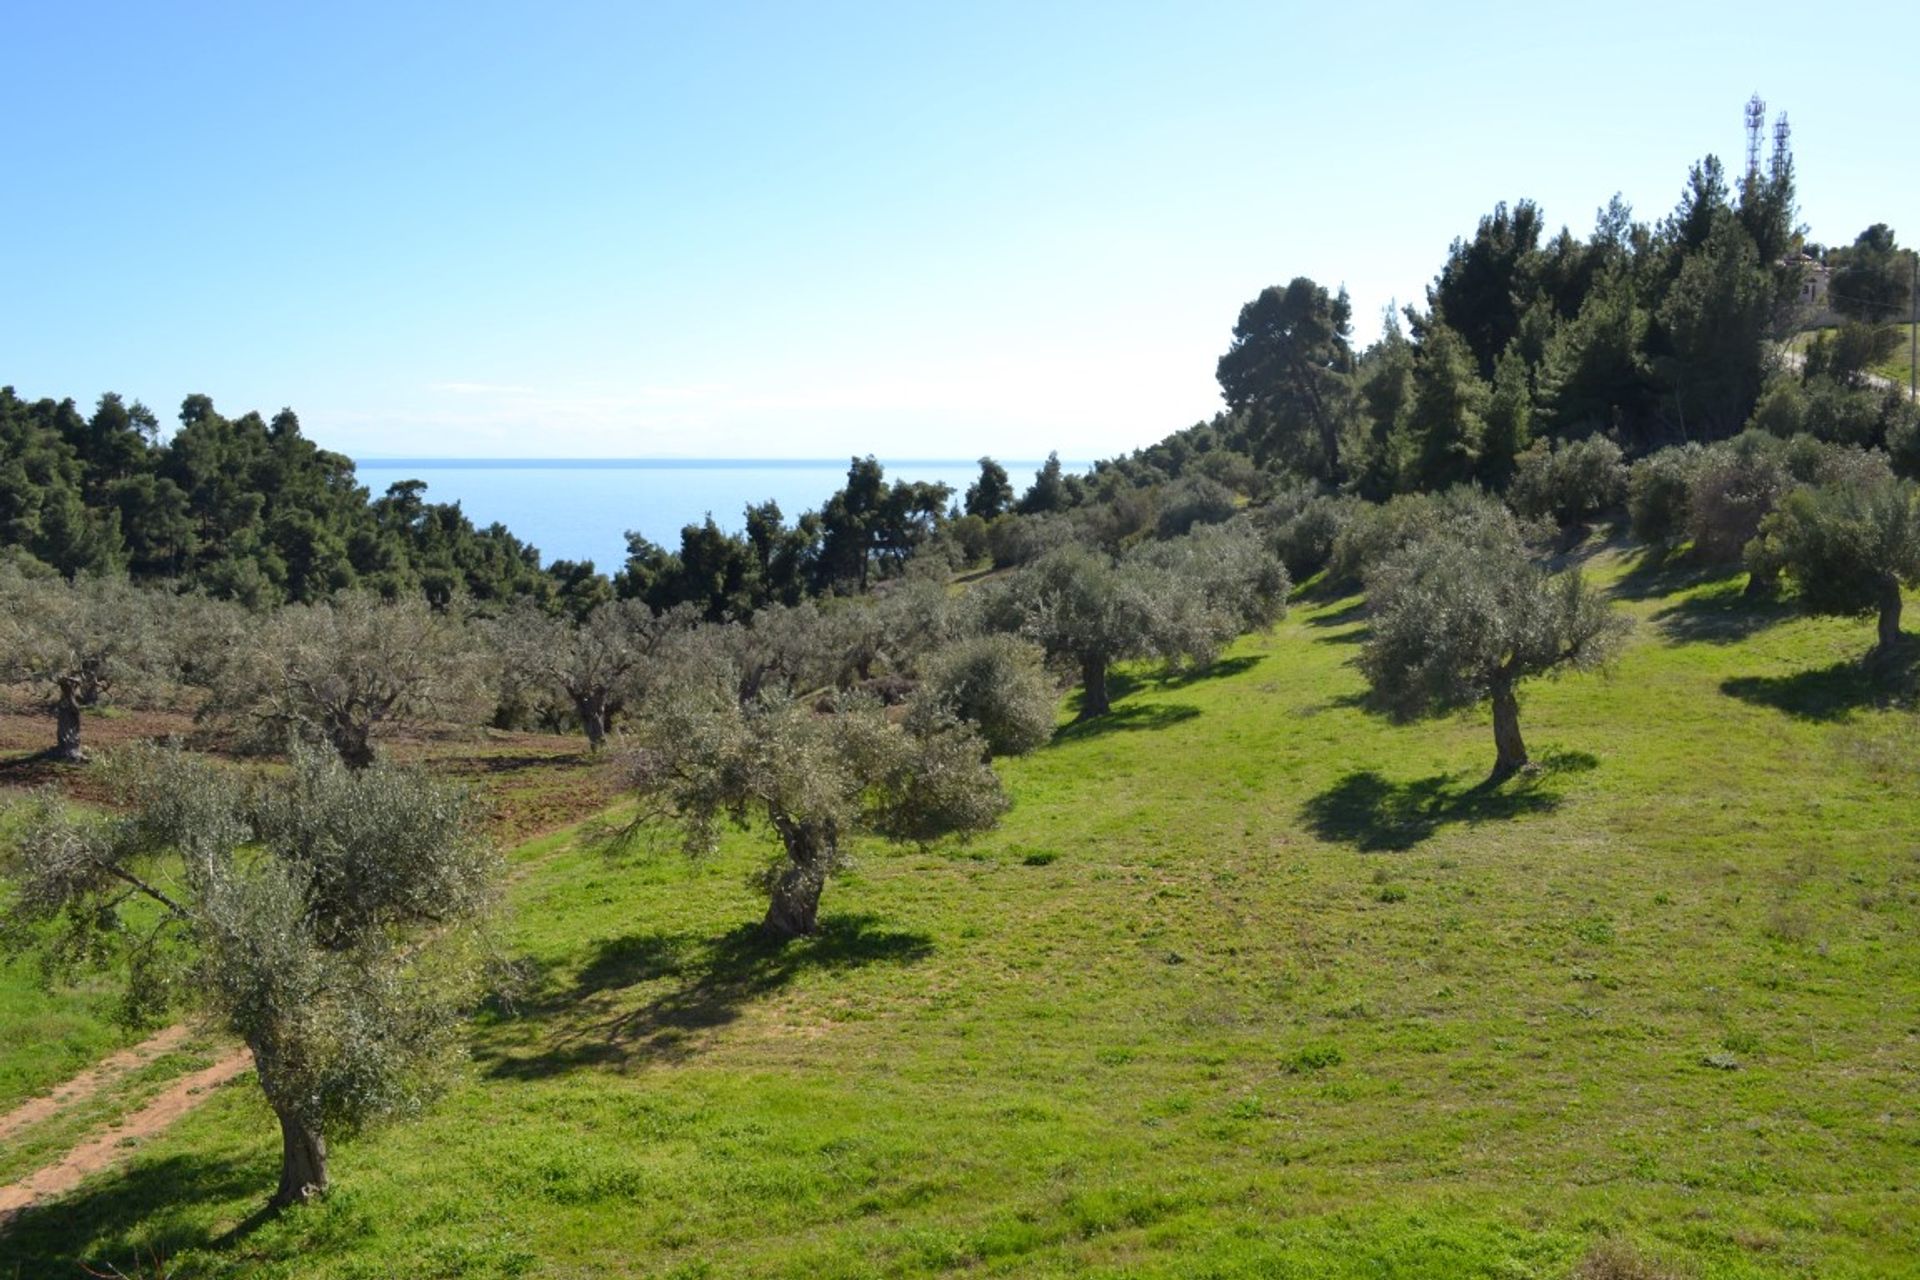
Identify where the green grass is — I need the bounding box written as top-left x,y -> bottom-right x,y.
1873,322 -> 1917,392
4,549 -> 1919,1277
1788,322 -> 1919,393
0,974 -> 138,1116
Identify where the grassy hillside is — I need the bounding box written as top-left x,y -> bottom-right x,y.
3,547 -> 1917,1278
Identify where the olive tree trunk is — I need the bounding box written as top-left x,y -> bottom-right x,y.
1744,559 -> 1780,599
574,690 -> 610,751
325,719 -> 377,770
1077,653 -> 1111,720
52,676 -> 86,762
762,822 -> 833,941
1877,578 -> 1904,656
1488,675 -> 1528,782
271,1106 -> 329,1208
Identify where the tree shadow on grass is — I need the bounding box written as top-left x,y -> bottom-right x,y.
478,913 -> 933,1077
1610,548 -> 1744,602
1721,648 -> 1918,721
0,1152 -> 267,1274
1053,702 -> 1201,742
1158,654 -> 1265,688
1306,599 -> 1368,629
451,750 -> 600,776
1653,587 -> 1795,645
1316,624 -> 1370,646
1300,752 -> 1594,852
0,749 -> 82,788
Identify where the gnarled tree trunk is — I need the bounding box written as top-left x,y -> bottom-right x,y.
1877,578 -> 1904,657
326,719 -> 377,770
52,675 -> 86,762
1488,674 -> 1528,783
762,820 -> 833,941
271,1105 -> 329,1208
574,690 -> 610,751
1078,653 -> 1111,720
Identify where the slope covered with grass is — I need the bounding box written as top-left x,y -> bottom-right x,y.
4,547 -> 1916,1278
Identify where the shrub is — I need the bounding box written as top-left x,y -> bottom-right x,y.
1626,445 -> 1705,546
1258,485 -> 1356,581
1803,377 -> 1891,448
1075,484 -> 1158,550
1327,487 -> 1521,588
987,513 -> 1078,568
1686,432 -> 1792,563
1746,376 -> 1808,437
1129,517 -> 1292,634
1758,472 -> 1920,657
1507,436 -> 1627,525
1889,402 -> 1920,480
1188,448 -> 1265,497
910,634 -> 1057,756
944,513 -> 991,565
1155,474 -> 1240,538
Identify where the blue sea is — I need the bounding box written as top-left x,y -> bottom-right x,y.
352,458 -> 1047,571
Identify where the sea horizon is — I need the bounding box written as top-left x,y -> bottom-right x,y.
350,455 -> 1076,569
354,456 -> 1066,470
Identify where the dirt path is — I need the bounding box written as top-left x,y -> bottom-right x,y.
0,1024 -> 196,1145
0,1047 -> 252,1223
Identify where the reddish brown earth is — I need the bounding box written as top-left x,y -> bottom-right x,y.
0,689 -> 619,844
0,1047 -> 253,1224
0,1025 -> 195,1146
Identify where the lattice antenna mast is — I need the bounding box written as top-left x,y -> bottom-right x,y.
1770,111 -> 1792,181
1743,94 -> 1767,183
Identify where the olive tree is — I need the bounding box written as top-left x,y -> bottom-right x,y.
201,592 -> 490,767
668,601 -> 840,707
0,571 -> 174,761
1359,531 -> 1630,781
1325,487 -> 1525,589
630,690 -> 1006,939
820,575 -> 959,693
908,634 -> 1057,756
0,744 -> 499,1206
494,599 -> 691,750
979,544 -> 1163,719
1758,474 -> 1920,658
1128,517 -> 1293,640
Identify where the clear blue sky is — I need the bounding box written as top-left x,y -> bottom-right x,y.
4,1 -> 1913,461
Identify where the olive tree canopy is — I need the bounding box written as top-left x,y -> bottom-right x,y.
494,599 -> 692,750
199,592 -> 490,767
1759,473 -> 1920,659
985,529 -> 1287,719
1359,531 -> 1629,780
0,570 -> 175,761
1,745 -> 499,1206
630,689 -> 1005,940
908,634 -> 1057,757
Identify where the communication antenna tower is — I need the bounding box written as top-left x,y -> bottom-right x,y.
1771,111 -> 1791,178
1745,94 -> 1766,182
